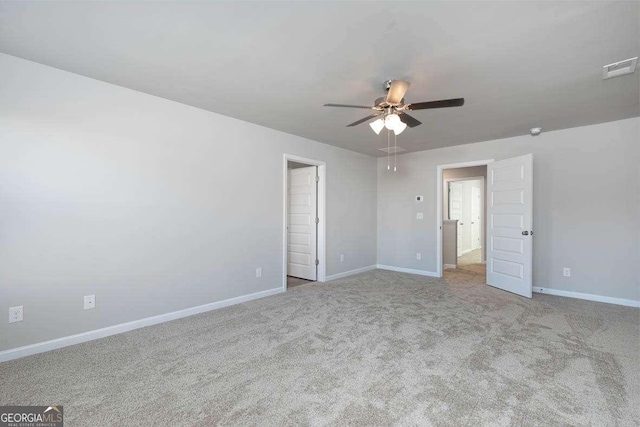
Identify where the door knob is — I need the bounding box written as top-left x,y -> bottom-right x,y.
522,231 -> 529,235
459,223 -> 464,225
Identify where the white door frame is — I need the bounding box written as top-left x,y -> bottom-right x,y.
436,159 -> 494,278
283,154 -> 326,291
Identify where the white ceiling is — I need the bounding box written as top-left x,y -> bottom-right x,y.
0,1 -> 638,157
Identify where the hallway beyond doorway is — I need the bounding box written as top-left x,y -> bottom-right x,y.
456,248 -> 485,275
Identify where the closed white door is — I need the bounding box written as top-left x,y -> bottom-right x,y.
486,154 -> 533,298
448,182 -> 464,256
287,166 -> 317,281
471,186 -> 482,250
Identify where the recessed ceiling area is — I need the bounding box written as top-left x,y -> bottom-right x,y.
0,1 -> 637,157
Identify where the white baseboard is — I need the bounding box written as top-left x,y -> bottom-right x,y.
533,287 -> 639,308
325,265 -> 376,281
443,264 -> 457,270
0,287 -> 283,363
376,264 -> 439,278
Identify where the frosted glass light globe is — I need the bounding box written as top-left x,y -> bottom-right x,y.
384,113 -> 401,130
369,118 -> 384,135
393,121 -> 407,135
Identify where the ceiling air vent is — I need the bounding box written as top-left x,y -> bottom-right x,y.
379,146 -> 406,154
602,57 -> 637,79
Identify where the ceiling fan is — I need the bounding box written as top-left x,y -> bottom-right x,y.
324,80 -> 464,135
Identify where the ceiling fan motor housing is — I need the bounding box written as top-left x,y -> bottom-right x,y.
375,97 -> 404,109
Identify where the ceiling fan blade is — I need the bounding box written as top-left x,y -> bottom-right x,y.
324,103 -> 377,109
399,112 -> 422,128
386,80 -> 411,105
346,113 -> 382,127
406,98 -> 465,110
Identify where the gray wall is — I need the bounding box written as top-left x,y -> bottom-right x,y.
0,54 -> 377,351
378,117 -> 640,301
442,220 -> 458,266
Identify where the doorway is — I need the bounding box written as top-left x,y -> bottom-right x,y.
436,155 -> 534,298
444,173 -> 486,274
283,154 -> 326,291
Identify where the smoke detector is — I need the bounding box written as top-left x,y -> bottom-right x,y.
602,57 -> 637,80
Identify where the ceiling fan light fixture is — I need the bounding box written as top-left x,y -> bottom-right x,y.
323,80 -> 465,136
369,118 -> 384,135
384,113 -> 401,130
393,121 -> 407,135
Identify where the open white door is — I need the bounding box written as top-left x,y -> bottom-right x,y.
287,166 -> 317,281
486,154 -> 533,298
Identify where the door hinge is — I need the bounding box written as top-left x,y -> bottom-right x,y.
315,217 -> 319,224
315,175 -> 319,182
315,259 -> 319,266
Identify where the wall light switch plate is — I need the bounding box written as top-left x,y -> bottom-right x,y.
84,295 -> 95,310
416,213 -> 424,220
563,268 -> 571,277
9,305 -> 23,323
256,267 -> 262,278
340,254 -> 344,263
416,196 -> 424,202
416,253 -> 422,260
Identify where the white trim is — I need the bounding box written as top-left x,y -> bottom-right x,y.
436,159 -> 494,278
325,265 -> 376,281
443,264 -> 457,270
0,287 -> 283,363
283,154 -> 327,291
376,264 -> 439,277
533,287 -> 639,308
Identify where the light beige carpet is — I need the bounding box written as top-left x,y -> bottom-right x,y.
458,248 -> 483,265
287,275 -> 314,289
1,269 -> 638,426
456,248 -> 486,275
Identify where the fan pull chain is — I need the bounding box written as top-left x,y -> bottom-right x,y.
394,131 -> 397,172
387,129 -> 390,171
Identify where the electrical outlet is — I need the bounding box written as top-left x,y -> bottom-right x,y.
563,268 -> 571,277
256,267 -> 262,278
416,212 -> 424,220
416,253 -> 422,260
84,295 -> 95,310
9,305 -> 23,323
340,254 -> 344,263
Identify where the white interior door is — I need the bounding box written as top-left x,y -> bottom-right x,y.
471,186 -> 482,250
448,182 -> 463,256
287,166 -> 317,281
486,154 -> 533,298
